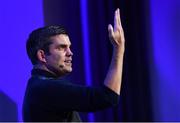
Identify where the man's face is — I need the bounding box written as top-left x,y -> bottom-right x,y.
45,34 -> 73,76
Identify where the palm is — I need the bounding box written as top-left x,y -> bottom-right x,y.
108,9 -> 125,49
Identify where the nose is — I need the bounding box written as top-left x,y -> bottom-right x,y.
66,48 -> 73,57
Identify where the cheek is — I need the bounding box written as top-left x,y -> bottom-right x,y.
52,53 -> 65,64
52,55 -> 63,64
46,54 -> 63,65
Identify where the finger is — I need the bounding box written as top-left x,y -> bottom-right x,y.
108,24 -> 114,37
117,9 -> 120,25
114,8 -> 122,31
114,9 -> 118,31
118,9 -> 123,30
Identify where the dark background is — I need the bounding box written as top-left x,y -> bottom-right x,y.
43,0 -> 153,121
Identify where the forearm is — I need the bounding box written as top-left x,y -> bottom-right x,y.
104,47 -> 124,95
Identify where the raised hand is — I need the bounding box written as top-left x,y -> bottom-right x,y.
108,8 -> 125,51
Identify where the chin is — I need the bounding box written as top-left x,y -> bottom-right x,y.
66,68 -> 72,73
63,67 -> 72,74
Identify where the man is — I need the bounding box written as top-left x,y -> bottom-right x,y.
23,8 -> 125,122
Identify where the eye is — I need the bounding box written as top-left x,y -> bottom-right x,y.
57,45 -> 67,51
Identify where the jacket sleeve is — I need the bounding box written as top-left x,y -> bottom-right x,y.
29,78 -> 119,112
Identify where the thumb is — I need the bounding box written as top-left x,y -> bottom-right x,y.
108,24 -> 114,38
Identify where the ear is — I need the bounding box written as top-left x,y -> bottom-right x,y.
37,49 -> 46,63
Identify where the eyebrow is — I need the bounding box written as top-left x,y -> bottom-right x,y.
57,44 -> 71,48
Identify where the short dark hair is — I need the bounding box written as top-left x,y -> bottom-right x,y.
26,25 -> 68,65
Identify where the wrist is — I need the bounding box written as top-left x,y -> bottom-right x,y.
113,45 -> 125,53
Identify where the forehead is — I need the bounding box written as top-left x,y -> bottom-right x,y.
50,34 -> 71,46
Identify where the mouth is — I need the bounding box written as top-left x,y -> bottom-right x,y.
64,60 -> 72,66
